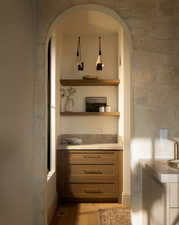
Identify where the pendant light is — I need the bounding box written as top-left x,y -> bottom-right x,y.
76,36 -> 84,71
96,36 -> 104,71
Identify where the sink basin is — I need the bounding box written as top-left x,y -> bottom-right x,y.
168,160 -> 179,169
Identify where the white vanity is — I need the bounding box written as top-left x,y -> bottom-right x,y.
142,160 -> 179,225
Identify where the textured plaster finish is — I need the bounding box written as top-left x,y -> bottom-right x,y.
36,0 -> 179,224
0,1 -> 46,225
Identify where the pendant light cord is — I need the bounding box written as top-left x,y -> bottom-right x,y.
77,36 -> 81,61
99,36 -> 102,56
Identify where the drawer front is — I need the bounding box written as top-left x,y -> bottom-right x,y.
64,183 -> 116,195
64,151 -> 116,164
64,164 -> 116,183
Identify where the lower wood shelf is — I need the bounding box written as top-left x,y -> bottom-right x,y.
60,112 -> 120,117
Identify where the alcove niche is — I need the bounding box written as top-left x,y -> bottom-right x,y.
53,9 -> 124,138
45,5 -> 132,218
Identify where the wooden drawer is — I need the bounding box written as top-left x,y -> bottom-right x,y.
64,183 -> 116,196
64,164 -> 116,183
63,151 -> 116,164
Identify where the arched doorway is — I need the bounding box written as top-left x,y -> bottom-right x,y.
35,4 -> 133,224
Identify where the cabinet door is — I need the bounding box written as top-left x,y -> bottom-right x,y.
169,183 -> 179,207
142,167 -> 167,225
169,208 -> 179,225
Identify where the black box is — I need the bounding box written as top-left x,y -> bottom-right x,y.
85,97 -> 107,112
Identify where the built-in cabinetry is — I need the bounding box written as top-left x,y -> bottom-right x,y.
57,149 -> 123,202
167,183 -> 179,225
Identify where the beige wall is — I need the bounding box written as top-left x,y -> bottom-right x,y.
61,34 -> 118,79
59,34 -> 119,134
0,0 -> 42,225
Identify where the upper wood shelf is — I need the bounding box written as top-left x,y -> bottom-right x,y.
61,112 -> 120,117
60,79 -> 120,86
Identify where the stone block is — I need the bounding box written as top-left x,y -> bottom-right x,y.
126,17 -> 152,30
175,108 -> 179,121
174,39 -> 179,55
116,0 -> 156,19
88,0 -> 115,9
114,0 -> 133,19
130,0 -> 156,18
148,85 -> 179,108
134,105 -> 161,137
148,22 -> 175,40
156,0 -> 174,17
134,105 -> 174,137
175,26 -> 179,39
133,50 -> 163,85
155,65 -> 178,85
71,0 -> 89,5
134,86 -> 149,106
133,32 -> 174,54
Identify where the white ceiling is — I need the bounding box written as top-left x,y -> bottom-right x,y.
57,9 -> 121,35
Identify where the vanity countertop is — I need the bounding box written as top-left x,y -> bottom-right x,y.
57,143 -> 123,151
142,159 -> 179,183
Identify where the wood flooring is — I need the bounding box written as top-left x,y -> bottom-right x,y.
51,203 -> 123,225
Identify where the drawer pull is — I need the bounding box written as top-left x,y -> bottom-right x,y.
83,170 -> 103,174
84,155 -> 101,159
84,189 -> 102,193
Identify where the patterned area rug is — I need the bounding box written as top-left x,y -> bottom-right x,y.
99,207 -> 131,225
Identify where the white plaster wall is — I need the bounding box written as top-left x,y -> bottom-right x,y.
60,34 -> 119,134
56,31 -> 63,139
46,29 -> 63,225
61,86 -> 118,134
46,34 -> 58,225
0,0 -> 40,225
61,34 -> 118,79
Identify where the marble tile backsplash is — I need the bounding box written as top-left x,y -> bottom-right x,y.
58,134 -> 118,145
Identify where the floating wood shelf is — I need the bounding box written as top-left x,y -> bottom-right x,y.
60,79 -> 120,86
61,112 -> 120,117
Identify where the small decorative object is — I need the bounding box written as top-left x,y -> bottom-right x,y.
60,87 -> 66,112
65,97 -> 74,112
64,87 -> 76,112
99,106 -> 105,112
83,75 -> 99,80
105,105 -> 111,112
96,36 -> 104,71
76,36 -> 84,71
85,97 -> 107,112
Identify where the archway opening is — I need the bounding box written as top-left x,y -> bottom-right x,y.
45,4 -> 132,224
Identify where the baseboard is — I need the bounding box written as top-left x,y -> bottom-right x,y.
122,193 -> 131,208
